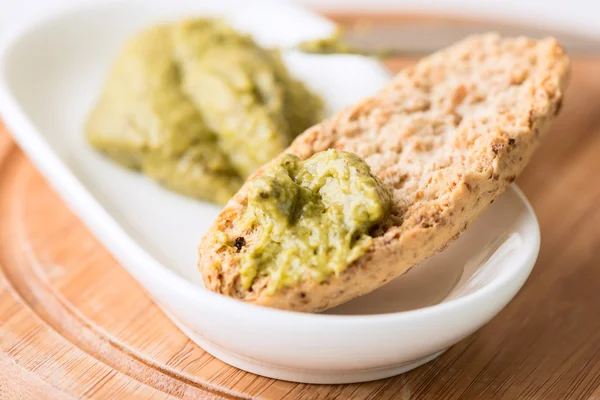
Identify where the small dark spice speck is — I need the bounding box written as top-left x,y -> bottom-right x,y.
259,192 -> 269,199
234,237 -> 246,252
508,138 -> 516,145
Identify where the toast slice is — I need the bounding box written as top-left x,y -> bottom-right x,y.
198,34 -> 570,312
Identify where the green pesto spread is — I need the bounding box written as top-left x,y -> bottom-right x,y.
85,19 -> 323,204
296,28 -> 356,55
297,27 -> 394,58
174,19 -> 323,177
228,149 -> 392,293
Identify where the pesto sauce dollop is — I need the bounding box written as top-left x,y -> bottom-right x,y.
234,149 -> 392,293
173,19 -> 324,177
85,19 -> 323,204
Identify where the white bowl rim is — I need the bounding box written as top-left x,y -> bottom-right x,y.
0,0 -> 540,327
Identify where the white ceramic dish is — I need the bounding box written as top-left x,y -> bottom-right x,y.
0,0 -> 540,384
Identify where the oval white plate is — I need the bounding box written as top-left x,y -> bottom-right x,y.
0,0 -> 540,384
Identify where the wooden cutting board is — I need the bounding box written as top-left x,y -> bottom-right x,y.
1,13 -> 600,400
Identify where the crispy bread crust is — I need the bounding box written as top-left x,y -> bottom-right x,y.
198,34 -> 570,312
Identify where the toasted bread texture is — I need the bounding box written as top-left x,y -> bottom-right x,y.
198,34 -> 570,312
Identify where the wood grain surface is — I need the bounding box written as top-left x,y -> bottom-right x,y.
1,13 -> 600,400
